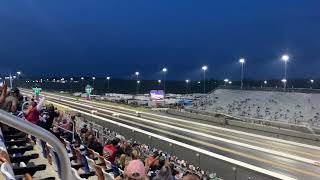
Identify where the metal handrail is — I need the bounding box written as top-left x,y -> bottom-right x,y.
0,110 -> 72,180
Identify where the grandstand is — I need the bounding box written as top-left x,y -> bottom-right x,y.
192,89 -> 320,127
0,87 -> 221,179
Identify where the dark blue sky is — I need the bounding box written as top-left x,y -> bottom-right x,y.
0,1 -> 320,80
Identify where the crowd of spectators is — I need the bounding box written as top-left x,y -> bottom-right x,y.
192,89 -> 320,127
59,114 -> 223,180
0,82 -> 222,179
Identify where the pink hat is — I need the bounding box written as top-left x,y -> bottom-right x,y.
126,160 -> 145,179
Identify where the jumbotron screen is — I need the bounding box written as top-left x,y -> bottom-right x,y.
150,90 -> 165,100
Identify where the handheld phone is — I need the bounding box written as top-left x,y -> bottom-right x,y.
0,80 -> 4,87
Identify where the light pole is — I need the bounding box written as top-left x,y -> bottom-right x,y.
185,79 -> 190,94
281,54 -> 289,91
70,77 -> 74,92
17,71 -> 21,83
224,79 -> 229,86
202,65 -> 208,93
162,68 -> 167,92
9,72 -> 13,89
106,76 -> 110,93
264,80 -> 267,87
136,80 -> 140,95
92,77 -> 95,89
310,79 -> 314,89
232,167 -> 237,180
239,58 -> 245,89
135,72 -> 139,95
15,71 -> 22,87
281,79 -> 287,91
81,77 -> 84,91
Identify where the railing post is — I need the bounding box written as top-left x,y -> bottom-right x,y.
0,110 -> 72,180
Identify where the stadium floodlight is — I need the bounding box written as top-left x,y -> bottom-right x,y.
80,77 -> 84,91
162,68 -> 167,72
224,78 -> 229,86
135,80 -> 141,94
197,81 -> 201,84
185,79 -> 190,94
70,78 -> 73,81
17,71 -> 21,75
264,80 -> 267,84
201,65 -> 208,93
310,79 -> 314,89
201,65 -> 208,71
106,76 -> 111,93
281,54 -> 289,91
239,58 -> 245,89
162,68 -> 168,93
281,54 -> 289,62
281,79 -> 287,91
135,72 -> 140,94
158,80 -> 161,84
228,81 -> 232,84
92,77 -> 96,88
13,76 -> 16,79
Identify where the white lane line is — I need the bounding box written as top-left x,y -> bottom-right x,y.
22,89 -> 320,150
46,95 -> 319,166
47,99 -> 297,180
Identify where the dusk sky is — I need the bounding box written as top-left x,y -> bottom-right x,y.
0,1 -> 320,80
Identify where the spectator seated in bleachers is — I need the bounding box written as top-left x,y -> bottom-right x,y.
0,86 -> 223,180
192,89 -> 320,127
103,138 -> 120,164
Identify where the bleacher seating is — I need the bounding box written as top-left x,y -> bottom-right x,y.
0,94 -> 223,180
192,89 -> 320,127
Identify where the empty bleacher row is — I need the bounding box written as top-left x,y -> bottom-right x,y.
193,89 -> 320,127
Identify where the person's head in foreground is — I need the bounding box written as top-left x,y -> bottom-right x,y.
125,160 -> 145,180
154,165 -> 173,180
182,174 -> 200,180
